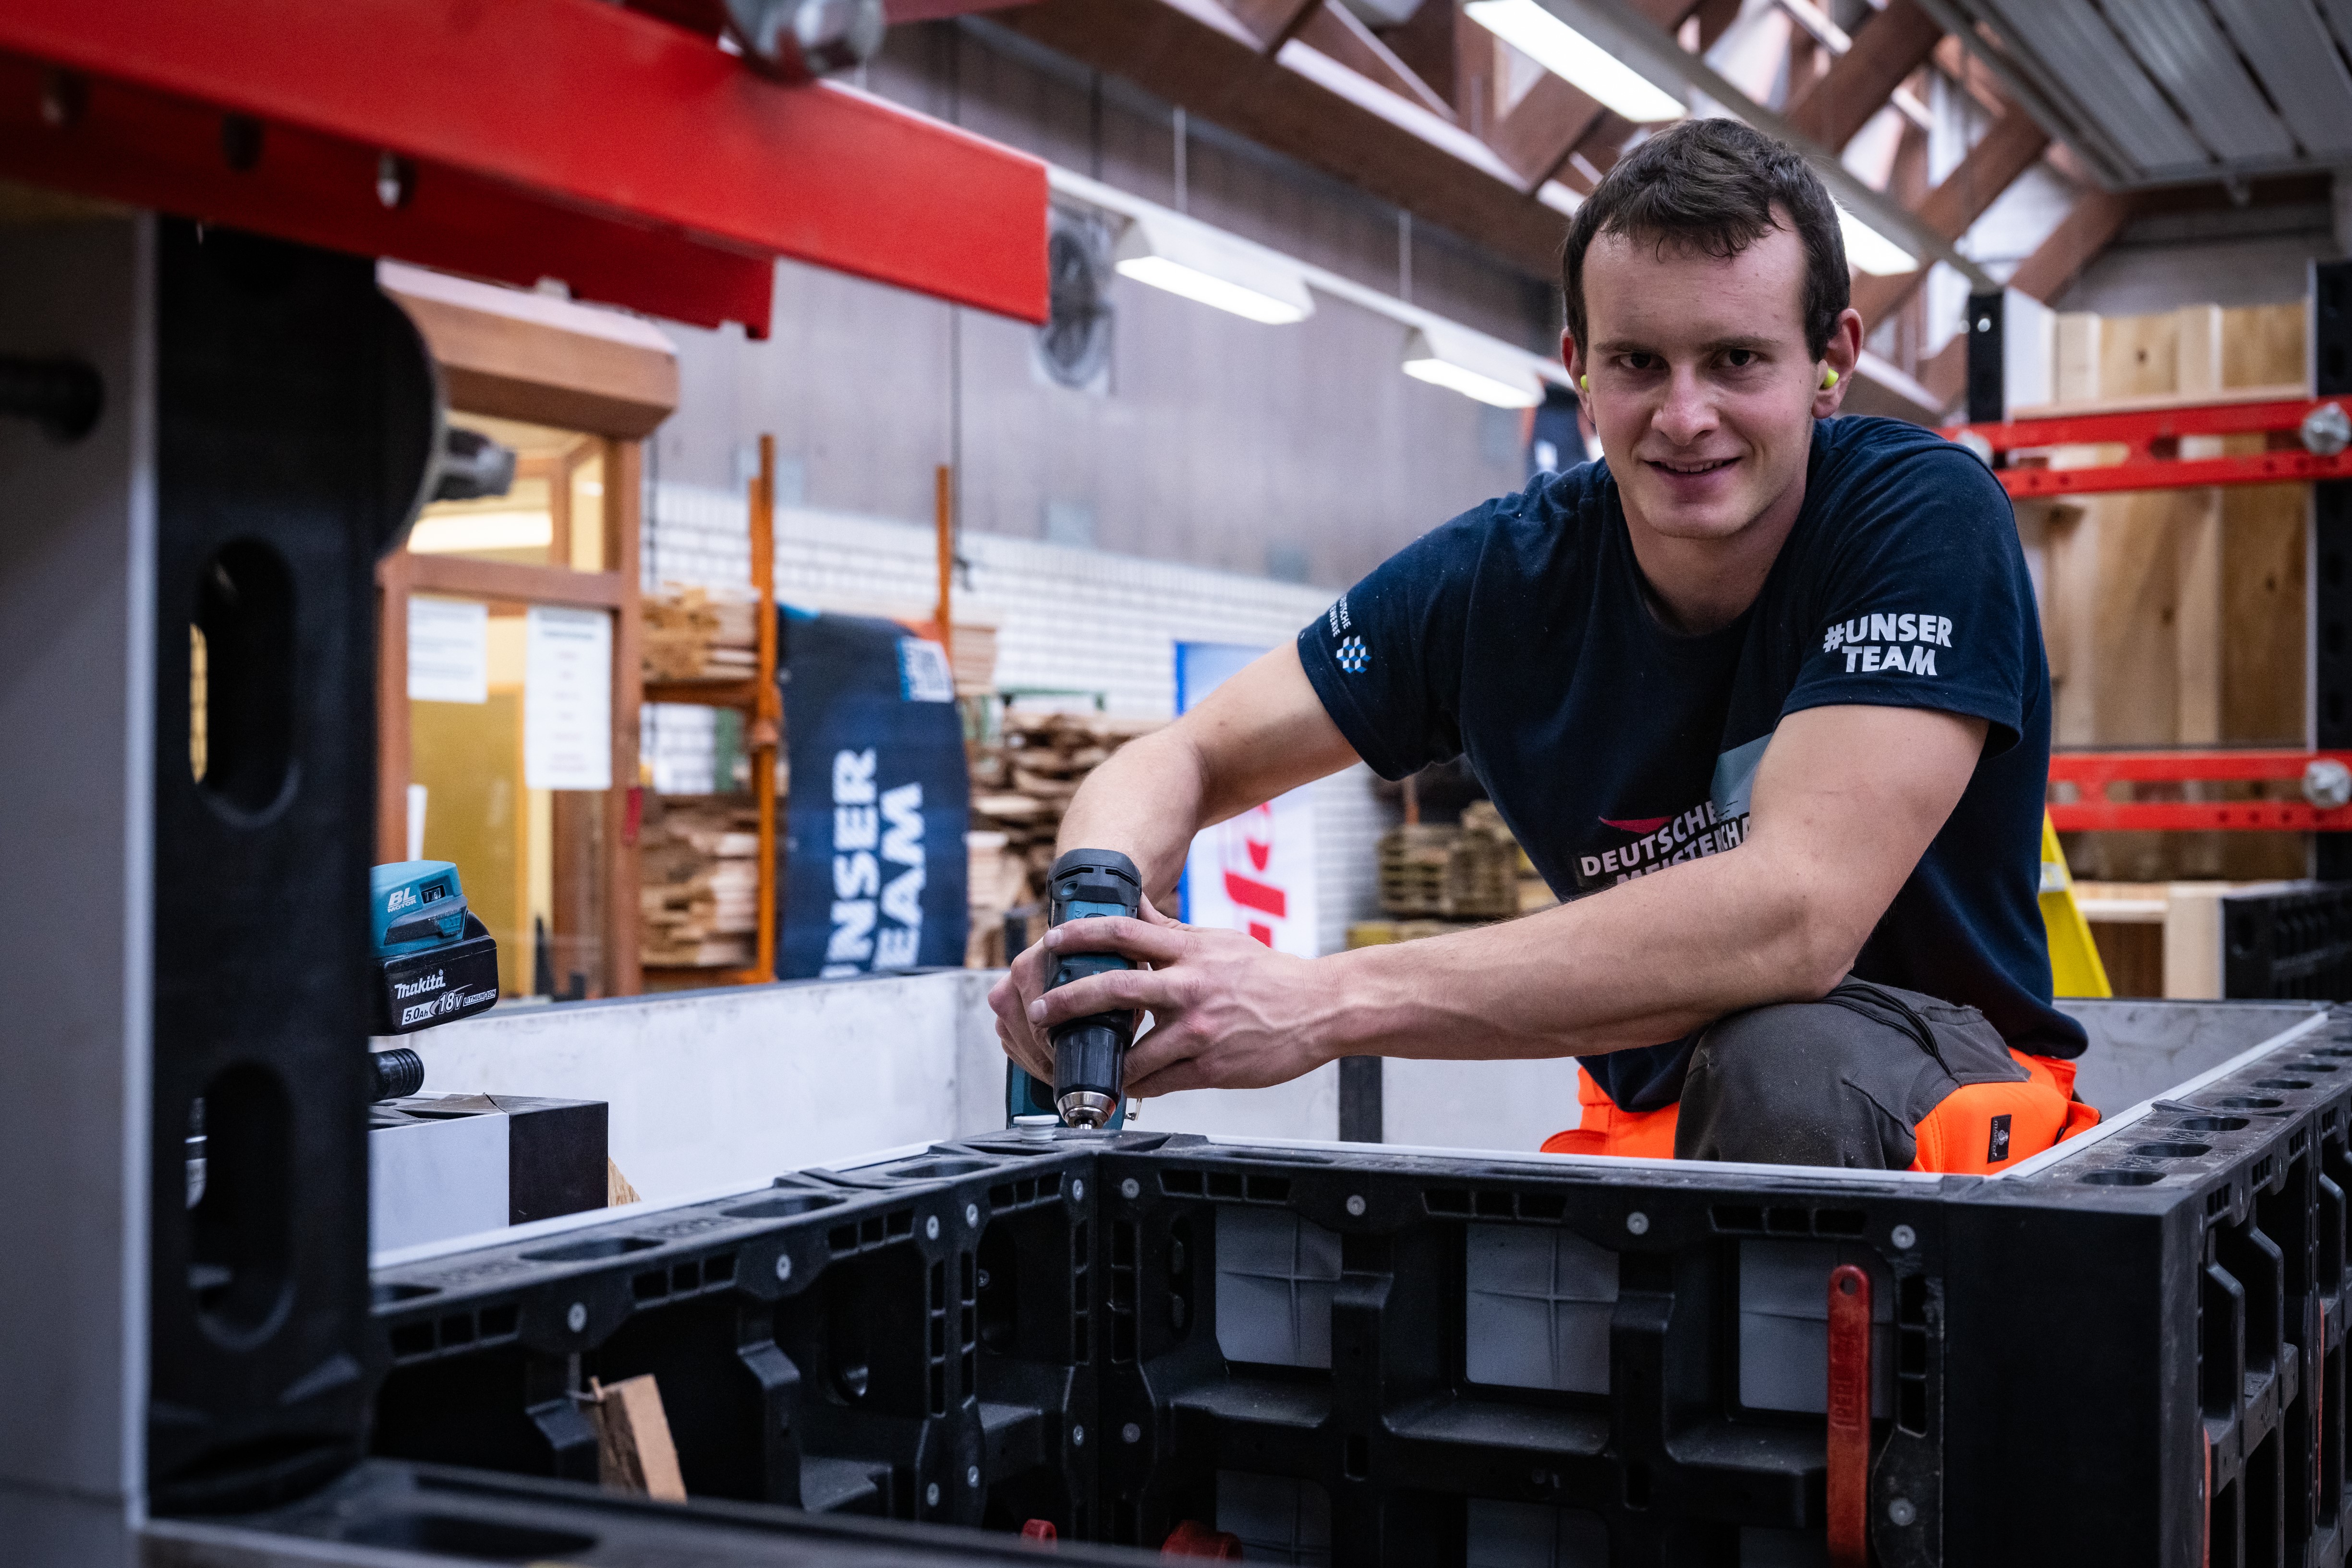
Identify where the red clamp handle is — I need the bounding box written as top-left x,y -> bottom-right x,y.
1162,1520 -> 1243,1558
1827,1263 -> 1872,1568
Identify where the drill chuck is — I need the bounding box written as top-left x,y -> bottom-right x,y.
1043,848 -> 1144,1128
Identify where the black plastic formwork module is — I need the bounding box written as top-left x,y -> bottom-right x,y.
158,1459 -> 1156,1566
2226,886 -> 2352,1002
367,1011 -> 2352,1568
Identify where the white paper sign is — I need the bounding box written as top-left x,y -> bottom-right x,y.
523,605 -> 612,791
407,596 -> 488,704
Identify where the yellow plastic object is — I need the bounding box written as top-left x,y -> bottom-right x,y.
2038,813 -> 2111,999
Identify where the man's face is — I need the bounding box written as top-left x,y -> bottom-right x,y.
1569,220 -> 1832,545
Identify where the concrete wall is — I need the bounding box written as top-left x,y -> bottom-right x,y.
646,19 -> 1548,593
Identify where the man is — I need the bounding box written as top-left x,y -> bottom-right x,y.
992,119 -> 2095,1171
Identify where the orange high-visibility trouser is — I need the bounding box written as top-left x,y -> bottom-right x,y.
1541,1049 -> 2100,1173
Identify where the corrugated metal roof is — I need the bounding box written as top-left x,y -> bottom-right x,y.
1918,0 -> 2352,187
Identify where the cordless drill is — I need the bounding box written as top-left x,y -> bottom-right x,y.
1041,848 -> 1144,1129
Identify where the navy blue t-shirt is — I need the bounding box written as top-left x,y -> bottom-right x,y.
1297,415 -> 2083,1113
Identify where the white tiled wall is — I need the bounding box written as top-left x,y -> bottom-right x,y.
644,482 -> 1399,951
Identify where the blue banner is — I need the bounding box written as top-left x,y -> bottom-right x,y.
778,609 -> 969,979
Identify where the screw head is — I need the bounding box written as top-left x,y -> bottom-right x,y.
1891,1224 -> 1917,1251
926,1215 -> 940,1241
926,1482 -> 940,1508
1625,1211 -> 1649,1236
775,1253 -> 793,1282
1071,1424 -> 1086,1447
966,1202 -> 980,1228
1122,1423 -> 1141,1444
1346,1194 -> 1366,1218
968,1465 -> 981,1488
1888,1497 -> 1917,1527
565,1302 -> 586,1332
1121,1178 -> 1140,1200
1071,1179 -> 1086,1202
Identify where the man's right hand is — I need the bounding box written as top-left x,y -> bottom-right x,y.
987,895 -> 1185,1085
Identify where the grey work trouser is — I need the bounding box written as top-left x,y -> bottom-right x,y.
1672,980 -> 2032,1169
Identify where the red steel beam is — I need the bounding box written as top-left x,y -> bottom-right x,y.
2047,801 -> 2352,832
2047,750 -> 2352,832
0,0 -> 1048,333
1944,398 -> 2351,499
2049,750 -> 2352,785
1997,449 -> 2352,499
1958,398 -> 2325,452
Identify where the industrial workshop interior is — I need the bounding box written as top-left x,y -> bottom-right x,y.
15,0 -> 2352,1564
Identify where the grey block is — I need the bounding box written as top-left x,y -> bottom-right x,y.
1216,1471 -> 1331,1566
1215,1207 -> 1342,1369
1464,1224 -> 1618,1393
1464,1499 -> 1610,1568
1736,1240 -> 1893,1417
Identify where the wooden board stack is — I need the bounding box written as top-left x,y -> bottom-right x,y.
639,794 -> 759,967
642,584 -> 758,682
967,711 -> 1163,963
2029,300 -> 2307,882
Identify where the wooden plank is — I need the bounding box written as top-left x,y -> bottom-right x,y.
2222,302 -> 2308,390
390,551 -> 630,610
1478,0 -> 1699,189
588,1375 -> 687,1501
2008,382 -> 2306,419
1486,73 -> 1607,189
606,438 -> 645,997
2222,483 -> 2308,746
1227,0 -> 1320,49
1782,0 -> 1944,153
2007,188 -> 2136,304
376,579 -> 411,863
2053,313 -> 2101,404
1293,3 -> 1454,121
2173,307 -> 2223,750
389,288 -> 680,440
1004,0 -> 1571,278
1850,104 -> 2047,328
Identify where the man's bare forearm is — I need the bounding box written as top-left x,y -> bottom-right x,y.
1317,835 -> 1849,1061
1053,731 -> 1207,907
1051,647 -> 1363,908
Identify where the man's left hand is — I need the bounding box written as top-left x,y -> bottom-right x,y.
987,897 -> 1334,1100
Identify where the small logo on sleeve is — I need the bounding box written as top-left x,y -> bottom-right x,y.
1987,1113 -> 2012,1164
1336,635 -> 1369,674
1822,611 -> 1951,676
1327,595 -> 1352,638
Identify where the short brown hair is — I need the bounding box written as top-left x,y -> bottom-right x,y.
1561,119 -> 1850,362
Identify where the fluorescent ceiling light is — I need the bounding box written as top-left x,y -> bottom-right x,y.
1836,205 -> 1918,277
1464,0 -> 1685,124
408,509 -> 553,554
1402,324 -> 1545,409
1112,210 -> 1314,326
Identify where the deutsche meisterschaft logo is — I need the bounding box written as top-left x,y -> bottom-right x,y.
1336,636 -> 1369,674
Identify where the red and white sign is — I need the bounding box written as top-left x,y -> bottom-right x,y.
1185,794 -> 1319,957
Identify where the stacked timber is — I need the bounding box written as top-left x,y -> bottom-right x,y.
2031,299 -> 2307,882
642,584 -> 758,682
970,711 -> 1163,889
965,829 -> 1033,967
1462,799 -> 1558,916
1377,801 -> 1537,921
639,795 -> 759,967
966,712 -> 1162,962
